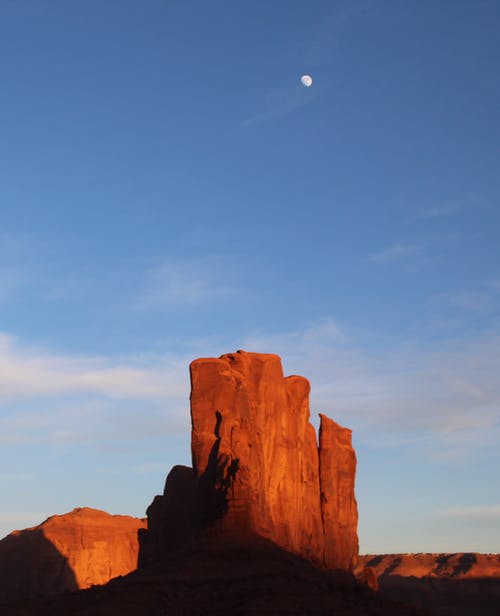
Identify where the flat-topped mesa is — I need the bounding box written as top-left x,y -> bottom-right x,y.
189,350 -> 358,569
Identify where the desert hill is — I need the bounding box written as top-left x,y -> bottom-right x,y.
357,553 -> 500,616
0,507 -> 146,603
1,533 -> 424,616
358,552 -> 500,579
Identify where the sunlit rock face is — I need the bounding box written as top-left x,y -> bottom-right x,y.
319,414 -> 359,570
0,507 -> 146,602
356,553 -> 500,579
145,350 -> 359,570
191,351 -> 326,564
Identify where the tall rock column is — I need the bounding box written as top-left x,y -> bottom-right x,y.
190,351 -> 325,564
143,349 -> 359,570
319,414 -> 359,570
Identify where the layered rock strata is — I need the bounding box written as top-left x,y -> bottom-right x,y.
145,350 -> 358,570
356,553 -> 500,579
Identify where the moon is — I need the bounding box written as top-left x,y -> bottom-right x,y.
300,74 -> 313,87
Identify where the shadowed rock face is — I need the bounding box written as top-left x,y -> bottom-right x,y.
139,465 -> 198,565
355,553 -> 500,616
2,535 -> 425,616
0,507 -> 146,602
144,350 -> 358,570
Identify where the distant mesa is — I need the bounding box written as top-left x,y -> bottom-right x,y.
356,552 -> 500,579
356,553 -> 500,615
141,350 -> 359,570
0,507 -> 146,602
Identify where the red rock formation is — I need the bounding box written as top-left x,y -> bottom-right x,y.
2,535 -> 425,616
0,507 -> 146,602
188,350 -> 358,569
319,414 -> 359,569
355,553 -> 500,616
139,465 -> 198,565
356,553 -> 500,579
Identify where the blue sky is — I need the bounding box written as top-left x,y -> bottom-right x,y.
0,0 -> 499,553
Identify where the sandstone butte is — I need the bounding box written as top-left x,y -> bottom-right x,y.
0,507 -> 146,602
143,350 -> 359,571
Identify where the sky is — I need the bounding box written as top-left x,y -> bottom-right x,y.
0,0 -> 499,553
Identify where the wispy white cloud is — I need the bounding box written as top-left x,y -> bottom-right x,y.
300,2 -> 371,67
432,505 -> 500,520
239,321 -> 500,457
430,277 -> 500,316
411,202 -> 466,223
0,333 -> 193,447
0,267 -> 29,302
369,243 -> 420,262
1,318 -> 499,459
433,290 -> 493,313
134,257 -> 238,309
0,333 -> 187,400
408,197 -> 484,225
0,233 -> 35,302
242,82 -> 318,128
303,318 -> 344,341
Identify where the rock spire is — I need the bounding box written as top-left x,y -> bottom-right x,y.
144,350 -> 358,570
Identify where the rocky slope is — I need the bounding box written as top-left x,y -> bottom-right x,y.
357,553 -> 500,616
0,507 -> 146,602
2,534 -> 425,616
357,552 -> 500,578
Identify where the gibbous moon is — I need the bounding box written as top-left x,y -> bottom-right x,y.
300,74 -> 313,87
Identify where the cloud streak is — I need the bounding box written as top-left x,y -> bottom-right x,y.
411,202 -> 466,222
432,505 -> 500,520
0,333 -> 187,401
0,333 -> 193,447
1,319 -> 499,458
242,82 -> 318,127
369,243 -> 420,262
239,320 -> 500,457
134,257 -> 238,309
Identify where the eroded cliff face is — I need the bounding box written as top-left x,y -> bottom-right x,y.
0,508 -> 146,602
190,352 -> 326,564
319,414 -> 359,570
144,350 -> 358,570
